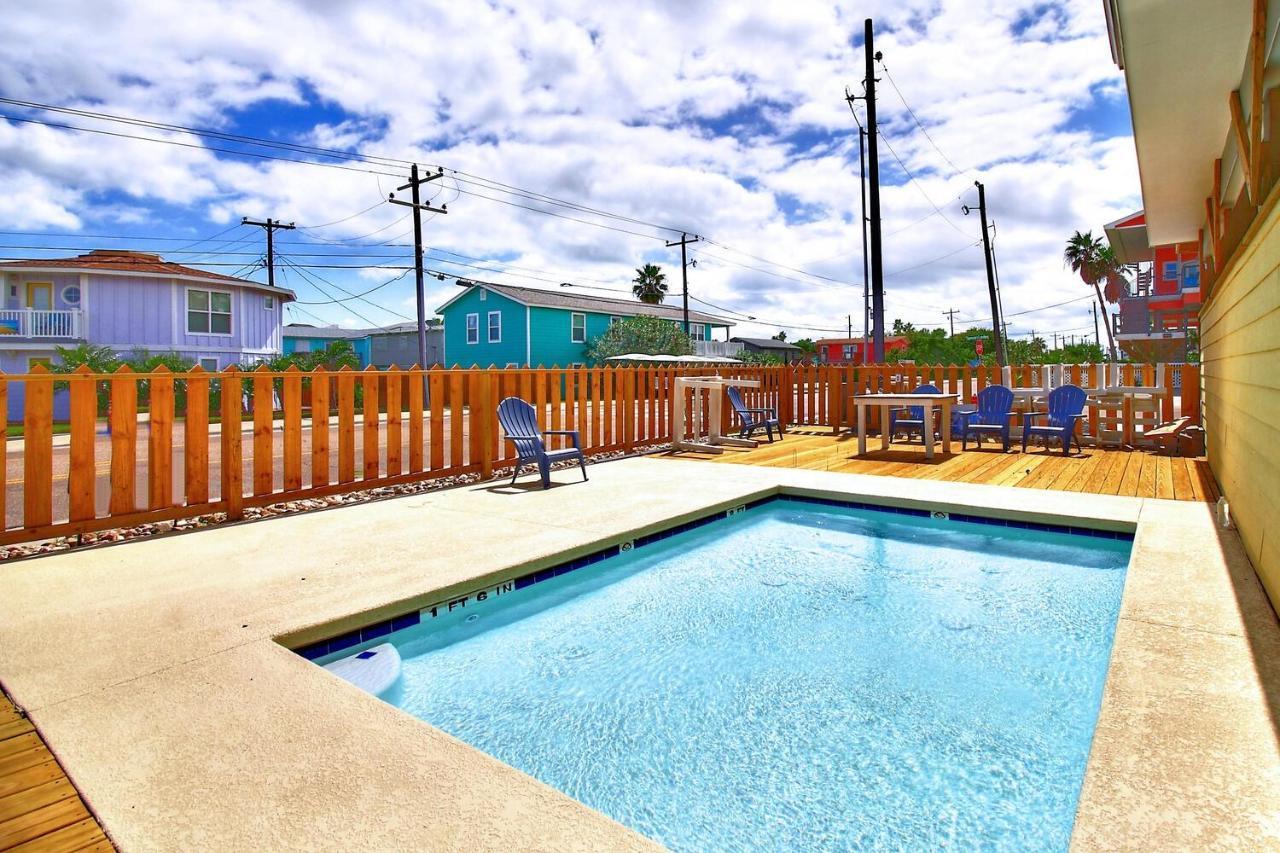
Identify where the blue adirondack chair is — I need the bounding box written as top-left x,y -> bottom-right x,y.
1021,384 -> 1088,456
726,386 -> 781,441
497,397 -> 588,489
889,384 -> 940,443
961,384 -> 1016,451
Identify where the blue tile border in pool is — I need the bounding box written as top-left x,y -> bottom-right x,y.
294,493 -> 1132,660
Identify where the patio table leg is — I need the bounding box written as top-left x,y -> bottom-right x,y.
941,399 -> 952,454
922,401 -> 935,460
880,404 -> 890,450
857,402 -> 867,456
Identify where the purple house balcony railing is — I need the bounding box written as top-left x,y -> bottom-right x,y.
0,308 -> 84,339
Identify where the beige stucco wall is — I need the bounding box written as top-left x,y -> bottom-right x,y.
1200,187 -> 1280,609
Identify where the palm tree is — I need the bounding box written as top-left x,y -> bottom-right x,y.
631,263 -> 668,304
1063,230 -> 1119,360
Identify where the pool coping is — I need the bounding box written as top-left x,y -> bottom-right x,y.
0,457 -> 1275,850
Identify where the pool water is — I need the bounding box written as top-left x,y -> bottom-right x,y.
340,502 -> 1130,850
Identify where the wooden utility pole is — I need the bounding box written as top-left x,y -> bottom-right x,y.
665,233 -> 700,334
943,308 -> 959,336
964,181 -> 1006,365
388,164 -> 447,370
241,217 -> 295,289
863,19 -> 885,362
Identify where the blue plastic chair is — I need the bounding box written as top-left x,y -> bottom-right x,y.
889,384 -> 940,443
1021,384 -> 1087,456
726,386 -> 781,441
961,385 -> 1016,452
497,397 -> 588,489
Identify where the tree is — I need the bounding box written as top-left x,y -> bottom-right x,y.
772,330 -> 787,342
1063,230 -> 1121,359
50,343 -> 122,415
586,316 -> 693,362
631,263 -> 668,304
793,338 -> 817,355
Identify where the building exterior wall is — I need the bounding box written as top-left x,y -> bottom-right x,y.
442,288 -> 528,367
1199,186 -> 1280,607
369,330 -> 443,368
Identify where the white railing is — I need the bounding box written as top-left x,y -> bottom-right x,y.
694,340 -> 745,357
0,308 -> 84,339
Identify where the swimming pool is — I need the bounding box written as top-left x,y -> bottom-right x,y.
306,498 -> 1131,850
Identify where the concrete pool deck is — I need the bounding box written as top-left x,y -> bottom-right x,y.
0,457 -> 1276,850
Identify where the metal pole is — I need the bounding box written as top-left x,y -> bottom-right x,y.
265,218 -> 275,289
864,18 -> 885,362
975,181 -> 1005,365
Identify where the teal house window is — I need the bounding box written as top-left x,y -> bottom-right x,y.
571,312 -> 586,343
466,313 -> 479,344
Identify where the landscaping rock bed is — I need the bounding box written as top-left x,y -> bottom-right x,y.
0,446 -> 665,561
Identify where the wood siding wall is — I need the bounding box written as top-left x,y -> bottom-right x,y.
1200,179 -> 1280,607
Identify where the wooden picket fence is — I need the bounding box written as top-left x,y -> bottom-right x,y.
0,361 -> 1200,547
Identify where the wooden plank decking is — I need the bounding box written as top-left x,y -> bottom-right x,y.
665,428 -> 1221,503
0,690 -> 111,852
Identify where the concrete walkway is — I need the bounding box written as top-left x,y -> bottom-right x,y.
0,459 -> 1276,850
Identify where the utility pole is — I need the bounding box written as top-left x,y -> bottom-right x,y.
963,181 -> 1006,365
943,308 -> 959,337
857,122 -> 871,346
665,233 -> 700,334
241,217 -> 295,289
847,315 -> 853,338
863,19 -> 885,361
1093,302 -> 1101,350
388,164 -> 447,370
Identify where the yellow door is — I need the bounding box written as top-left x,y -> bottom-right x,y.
25,282 -> 52,310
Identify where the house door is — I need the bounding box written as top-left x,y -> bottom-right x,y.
26,282 -> 52,311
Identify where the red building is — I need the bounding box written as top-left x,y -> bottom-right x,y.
1104,210 -> 1201,362
815,335 -> 910,364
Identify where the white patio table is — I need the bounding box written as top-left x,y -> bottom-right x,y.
853,392 -> 958,461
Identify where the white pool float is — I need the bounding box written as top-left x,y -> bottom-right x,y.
323,643 -> 402,696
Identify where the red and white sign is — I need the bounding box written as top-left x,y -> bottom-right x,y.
974,339 -> 984,355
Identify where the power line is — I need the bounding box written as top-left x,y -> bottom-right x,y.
877,62 -> 969,178
876,129 -> 970,237
277,255 -> 397,325
292,268 -> 413,305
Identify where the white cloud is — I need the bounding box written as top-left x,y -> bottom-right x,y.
0,0 -> 1140,342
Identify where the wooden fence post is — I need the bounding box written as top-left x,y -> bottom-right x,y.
252,365 -> 274,497
386,366 -> 403,477
362,365 -> 380,481
336,366 -> 356,484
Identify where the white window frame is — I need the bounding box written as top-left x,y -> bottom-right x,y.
609,315 -> 623,326
465,312 -> 480,344
570,312 -> 586,343
186,287 -> 234,337
505,362 -> 519,369
199,357 -> 219,372
689,323 -> 707,341
60,284 -> 82,306
293,339 -> 312,353
264,294 -> 275,310
487,310 -> 502,343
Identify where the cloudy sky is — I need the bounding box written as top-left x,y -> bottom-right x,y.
0,0 -> 1140,345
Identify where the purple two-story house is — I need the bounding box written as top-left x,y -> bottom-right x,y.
0,249 -> 294,421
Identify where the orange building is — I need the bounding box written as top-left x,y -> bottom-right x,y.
1103,210 -> 1201,362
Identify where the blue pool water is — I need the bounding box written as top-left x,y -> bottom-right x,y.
329,502 -> 1130,850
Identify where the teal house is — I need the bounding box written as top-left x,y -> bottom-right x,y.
282,324 -> 373,366
437,281 -> 733,367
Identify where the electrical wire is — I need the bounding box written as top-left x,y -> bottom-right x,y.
877,62 -> 969,178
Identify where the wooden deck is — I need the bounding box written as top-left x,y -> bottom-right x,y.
0,691 -> 111,852
665,428 -> 1221,503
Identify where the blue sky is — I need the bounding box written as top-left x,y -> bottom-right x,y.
0,0 -> 1140,342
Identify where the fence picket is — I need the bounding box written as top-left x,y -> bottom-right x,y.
185,367 -> 210,504
219,368 -> 243,519
68,366 -> 97,522
252,366 -> 273,497
362,366 -> 381,481
23,367 -> 53,527
337,367 -> 356,484
310,369 -> 330,488
110,365 -> 138,516
149,366 -> 174,509
283,366 -> 303,491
